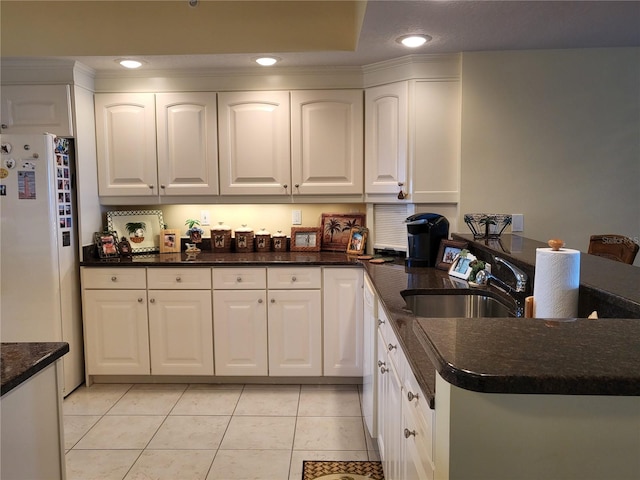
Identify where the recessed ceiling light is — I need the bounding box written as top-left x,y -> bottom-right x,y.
117,59 -> 143,69
254,56 -> 280,67
396,34 -> 432,48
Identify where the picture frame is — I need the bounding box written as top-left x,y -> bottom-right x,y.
106,210 -> 164,253
94,231 -> 119,259
290,227 -> 322,252
321,213 -> 366,252
159,229 -> 180,254
346,227 -> 368,255
436,239 -> 469,271
449,252 -> 477,280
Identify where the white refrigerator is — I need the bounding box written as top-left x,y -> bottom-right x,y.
0,133 -> 84,395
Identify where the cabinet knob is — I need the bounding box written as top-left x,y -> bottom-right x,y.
236,277 -> 242,282
407,391 -> 419,402
377,319 -> 385,326
291,276 -> 297,282
148,184 -> 154,189
160,184 -> 166,189
111,276 -> 117,282
270,298 -> 275,303
404,428 -> 416,439
283,184 -> 288,190
258,298 -> 263,304
1,124 -> 8,129
380,366 -> 388,374
294,184 -> 300,189
388,343 -> 397,351
150,298 -> 156,303
138,297 -> 144,303
176,276 -> 182,282
377,360 -> 385,368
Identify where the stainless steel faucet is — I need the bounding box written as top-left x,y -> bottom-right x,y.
475,256 -> 528,317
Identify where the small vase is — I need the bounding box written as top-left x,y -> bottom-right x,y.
189,231 -> 202,243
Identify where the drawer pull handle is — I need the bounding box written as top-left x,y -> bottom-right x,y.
407,391 -> 419,402
380,366 -> 388,374
378,319 -> 385,325
138,298 -> 144,303
404,428 -> 416,439
377,360 -> 385,368
111,276 -> 117,282
388,343 -> 397,351
150,298 -> 155,304
236,277 -> 242,282
291,276 -> 297,282
176,277 -> 182,282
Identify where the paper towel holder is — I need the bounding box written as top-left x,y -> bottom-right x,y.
548,238 -> 565,251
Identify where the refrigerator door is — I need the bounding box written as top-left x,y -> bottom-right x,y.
0,133 -> 84,394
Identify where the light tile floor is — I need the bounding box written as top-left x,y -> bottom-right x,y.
63,383 -> 379,480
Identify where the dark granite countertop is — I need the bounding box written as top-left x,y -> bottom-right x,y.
1,342 -> 69,396
81,251 -> 360,267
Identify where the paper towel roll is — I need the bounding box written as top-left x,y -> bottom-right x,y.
533,247 -> 581,318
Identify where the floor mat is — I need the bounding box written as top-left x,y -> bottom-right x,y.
302,460 -> 384,480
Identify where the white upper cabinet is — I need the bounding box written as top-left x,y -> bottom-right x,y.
365,82 -> 408,198
96,92 -> 218,198
291,90 -> 363,195
410,80 -> 461,203
1,84 -> 73,136
218,91 -> 291,195
95,93 -> 158,197
155,92 -> 219,196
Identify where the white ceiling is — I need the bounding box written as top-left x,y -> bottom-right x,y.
3,1 -> 639,73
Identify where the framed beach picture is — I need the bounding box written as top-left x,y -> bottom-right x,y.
436,239 -> 468,271
449,252 -> 477,280
321,213 -> 366,252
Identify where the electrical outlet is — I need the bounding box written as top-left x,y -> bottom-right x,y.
201,210 -> 211,226
292,210 -> 302,225
512,214 -> 524,232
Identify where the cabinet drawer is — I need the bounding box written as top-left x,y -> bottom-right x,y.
404,371 -> 435,464
147,268 -> 212,289
267,267 -> 321,289
81,267 -> 146,289
213,268 -> 267,289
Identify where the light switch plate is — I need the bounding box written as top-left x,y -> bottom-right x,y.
512,214 -> 524,232
201,210 -> 210,226
292,210 -> 302,225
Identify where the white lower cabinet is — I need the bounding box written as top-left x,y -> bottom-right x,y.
323,268 -> 364,376
363,273 -> 378,437
375,298 -> 436,480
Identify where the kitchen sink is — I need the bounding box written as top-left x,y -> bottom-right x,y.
402,290 -> 516,318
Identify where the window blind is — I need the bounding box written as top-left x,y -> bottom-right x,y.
373,204 -> 410,251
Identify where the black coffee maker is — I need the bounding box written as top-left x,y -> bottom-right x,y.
405,213 -> 449,267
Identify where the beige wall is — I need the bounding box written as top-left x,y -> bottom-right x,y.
459,48 -> 640,265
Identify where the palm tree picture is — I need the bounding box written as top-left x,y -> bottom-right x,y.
125,222 -> 146,243
324,218 -> 342,242
321,213 -> 366,251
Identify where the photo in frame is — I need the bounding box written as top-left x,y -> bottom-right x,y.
321,213 -> 366,252
94,231 -> 119,258
290,227 -> 322,252
346,227 -> 368,255
436,239 -> 469,271
449,252 -> 477,280
159,229 -> 180,254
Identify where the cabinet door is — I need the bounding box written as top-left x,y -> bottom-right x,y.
218,91 -> 291,195
83,289 -> 150,375
410,80 -> 460,203
147,290 -> 213,375
365,82 -> 408,197
156,93 -> 219,196
323,268 -> 363,376
95,93 -> 158,196
268,290 -> 322,376
291,90 -> 363,195
377,328 -> 388,462
1,84 -> 73,136
213,290 -> 268,375
386,354 -> 404,480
